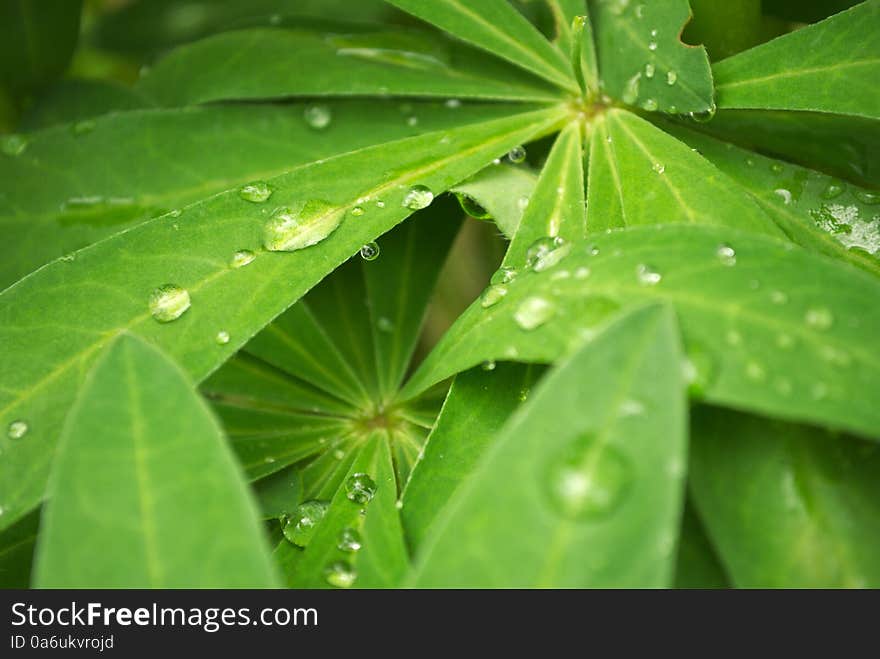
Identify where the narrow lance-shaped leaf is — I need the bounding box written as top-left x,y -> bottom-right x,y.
410,304 -> 687,587
713,2 -> 880,120
452,163 -> 538,239
586,109 -> 782,236
402,363 -> 543,550
572,12 -> 599,96
589,0 -> 714,114
403,225 -> 880,440
386,0 -> 578,93
138,28 -> 562,105
34,334 -> 278,587
0,100 -> 524,289
690,407 -> 880,588
0,105 -> 568,533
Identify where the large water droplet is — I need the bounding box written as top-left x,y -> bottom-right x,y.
239,181 -> 272,203
402,185 -> 433,211
544,434 -> 631,520
360,241 -> 380,261
304,105 -> 332,130
230,249 -> 256,268
149,284 -> 191,323
636,263 -> 661,286
481,284 -> 508,308
324,561 -> 357,588
7,420 -> 28,440
507,145 -> 527,164
283,500 -> 329,547
263,200 -> 342,252
805,307 -> 834,330
774,188 -> 793,205
716,243 -> 736,266
1,134 -> 27,157
337,528 -> 362,553
525,236 -> 567,271
514,296 -> 555,330
345,473 -> 377,504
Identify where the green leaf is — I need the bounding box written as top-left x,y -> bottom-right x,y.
402,363 -> 543,550
589,0 -> 714,114
545,0 -> 586,52
665,122 -> 880,275
0,0 -> 82,95
138,28 -> 562,106
505,120 -> 585,265
0,509 -> 39,587
586,109 -> 782,236
410,304 -> 687,587
690,407 -> 880,588
285,434 -> 409,588
452,163 -> 538,238
33,334 -> 278,587
0,99 -> 528,290
0,105 -> 567,533
386,0 -> 578,93
572,11 -> 599,95
404,225 -> 880,440
713,2 -> 880,120
674,501 -> 729,588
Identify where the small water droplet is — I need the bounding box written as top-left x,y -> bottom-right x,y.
402,185 -> 434,210
648,41 -> 658,51
716,243 -> 736,266
324,561 -> 356,588
636,263 -> 661,286
304,104 -> 332,130
652,161 -> 665,174
805,307 -> 834,330
1,134 -> 27,156
283,500 -> 329,547
770,163 -> 784,174
360,241 -> 380,261
376,316 -> 394,333
263,200 -> 342,252
406,116 -> 419,127
168,209 -> 181,218
514,297 -> 555,330
774,188 -> 793,205
544,434 -> 631,520
72,119 -> 96,136
666,71 -> 677,85
149,284 -> 191,323
507,145 -> 527,164
345,473 -> 377,504
854,190 -> 880,205
337,528 -> 362,553
7,420 -> 28,439
644,63 -> 655,78
517,196 -> 530,211
481,285 -> 507,308
375,199 -> 385,208
618,399 -> 644,417
490,266 -> 517,286
395,499 -> 404,510
239,181 -> 272,203
641,98 -> 658,111
575,266 -> 591,279
821,180 -> 845,200
333,448 -> 345,460
481,359 -> 496,371
745,361 -> 766,381
770,290 -> 788,305
215,331 -> 230,345
525,236 -> 568,272
350,206 -> 365,217
445,98 -> 461,108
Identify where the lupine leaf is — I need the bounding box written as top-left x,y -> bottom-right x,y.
452,163 -> 538,238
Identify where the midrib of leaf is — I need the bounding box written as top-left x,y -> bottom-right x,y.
717,59 -> 880,91
0,106 -> 569,435
593,116 -> 628,224
536,307 -> 663,586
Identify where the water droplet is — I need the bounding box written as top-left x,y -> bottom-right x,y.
490,266 -> 517,286
805,307 -> 833,330
648,41 -> 658,51
445,98 -> 461,109
345,473 -> 377,504
402,185 -> 433,210
283,500 -> 329,547
395,499 -> 404,510
716,243 -> 736,266
689,106 -> 717,123
1,134 -> 27,156
337,528 -> 362,553
618,399 -> 644,417
745,361 -> 766,381
168,209 -> 181,218
644,63 -> 655,78
406,116 -> 419,127
770,163 -> 784,174
149,284 -> 191,323
770,290 -> 788,305
481,285 -> 508,308
517,196 -> 530,211
575,266 -> 591,279
360,241 -> 380,261
304,104 -> 332,130
215,331 -> 230,345
481,359 -> 496,371
774,188 -> 793,205
324,561 -> 356,588
544,434 -> 631,520
263,200 -> 342,252
666,71 -> 677,85
7,420 -> 28,439
622,72 -> 641,105
636,263 -> 661,286
333,448 -> 345,460
507,145 -> 527,164
376,316 -> 394,333
350,206 -> 365,217
514,297 -> 555,330
725,329 -> 742,346
375,199 -> 385,208
72,119 -> 96,136
239,181 -> 272,203
641,98 -> 658,112
854,190 -> 880,205
652,161 -> 665,174
821,180 -> 845,200
525,236 -> 568,272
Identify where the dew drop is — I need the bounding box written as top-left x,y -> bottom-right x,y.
263,200 -> 342,252
481,359 -> 497,371
350,206 -> 365,217
406,116 -> 419,127
345,473 -> 377,504
72,119 -> 96,136
337,528 -> 362,553
324,561 -> 357,588
360,241 -> 380,261
480,284 -> 508,308
821,180 -> 845,200
149,284 -> 191,323
854,190 -> 880,205
689,106 -> 716,123
666,70 -> 677,85
239,181 -> 273,203
402,185 -> 434,210
7,420 -> 28,440
774,188 -> 793,205
215,331 -> 230,345
1,134 -> 27,157
745,361 -> 766,382
517,196 -> 530,211
805,307 -> 834,330
770,290 -> 788,305
575,266 -> 591,279
507,145 -> 527,164
525,236 -> 568,271
652,161 -> 665,174
514,296 -> 555,331
282,500 -> 329,547
445,98 -> 461,108
641,98 -> 658,112
490,266 -> 517,286
376,317 -> 394,333
716,243 -> 736,266
644,63 -> 655,78
375,199 -> 385,208
648,41 -> 657,51
636,263 -> 661,286
544,434 -> 631,520
333,448 -> 345,460
618,399 -> 645,417
304,104 -> 332,130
